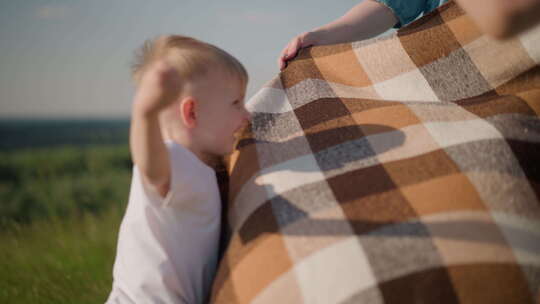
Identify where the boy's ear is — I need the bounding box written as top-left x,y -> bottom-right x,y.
180,97 -> 197,128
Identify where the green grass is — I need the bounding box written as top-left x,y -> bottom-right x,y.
0,145 -> 132,303
0,145 -> 131,228
0,207 -> 123,303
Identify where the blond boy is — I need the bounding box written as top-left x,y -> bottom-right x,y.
106,35 -> 250,304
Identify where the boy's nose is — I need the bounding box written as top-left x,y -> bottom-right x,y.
235,112 -> 251,135
243,108 -> 251,122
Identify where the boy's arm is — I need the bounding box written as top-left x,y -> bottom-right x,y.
130,61 -> 182,198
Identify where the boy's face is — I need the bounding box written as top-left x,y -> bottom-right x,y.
193,69 -> 250,157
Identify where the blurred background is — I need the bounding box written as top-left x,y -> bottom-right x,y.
0,1 -> 374,303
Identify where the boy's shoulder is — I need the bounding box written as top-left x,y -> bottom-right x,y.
129,140 -> 219,209
165,140 -> 217,189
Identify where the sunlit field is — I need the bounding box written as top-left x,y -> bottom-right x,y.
0,120 -> 131,303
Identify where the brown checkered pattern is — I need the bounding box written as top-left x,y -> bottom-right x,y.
211,2 -> 540,303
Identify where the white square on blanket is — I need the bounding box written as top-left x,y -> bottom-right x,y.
247,87 -> 293,114
423,119 -> 503,148
519,25 -> 540,65
294,236 -> 380,304
373,69 -> 439,102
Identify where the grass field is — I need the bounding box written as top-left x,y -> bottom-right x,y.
0,142 -> 132,303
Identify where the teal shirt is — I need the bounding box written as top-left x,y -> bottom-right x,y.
376,0 -> 449,28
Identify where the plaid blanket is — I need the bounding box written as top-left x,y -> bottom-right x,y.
211,2 -> 540,303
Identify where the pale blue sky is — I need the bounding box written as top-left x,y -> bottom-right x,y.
0,0 -> 361,118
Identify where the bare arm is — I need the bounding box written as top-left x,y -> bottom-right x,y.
309,0 -> 398,45
455,0 -> 540,39
278,0 -> 398,69
130,61 -> 182,197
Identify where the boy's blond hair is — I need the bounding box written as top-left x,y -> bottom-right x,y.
131,35 -> 248,140
131,35 -> 248,89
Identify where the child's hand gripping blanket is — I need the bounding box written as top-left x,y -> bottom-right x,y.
212,2 -> 540,303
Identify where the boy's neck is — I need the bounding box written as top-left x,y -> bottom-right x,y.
168,135 -> 219,169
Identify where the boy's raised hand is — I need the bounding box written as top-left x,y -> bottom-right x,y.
130,60 -> 180,198
134,60 -> 183,116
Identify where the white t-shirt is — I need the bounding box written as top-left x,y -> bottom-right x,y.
106,141 -> 221,304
